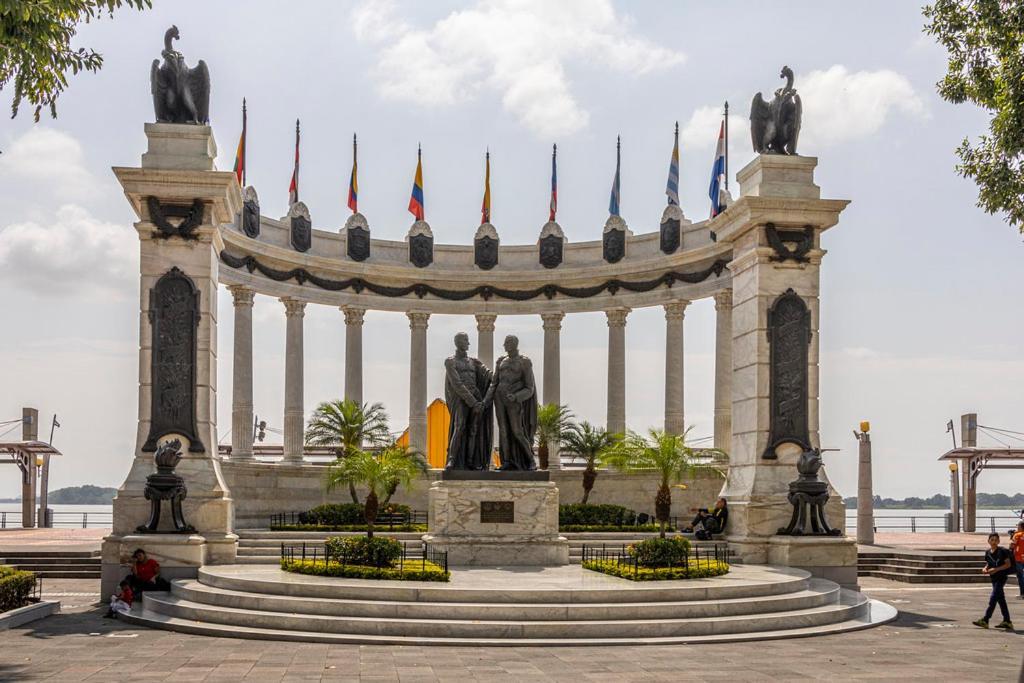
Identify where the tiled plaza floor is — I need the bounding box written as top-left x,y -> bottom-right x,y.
0,576 -> 1019,681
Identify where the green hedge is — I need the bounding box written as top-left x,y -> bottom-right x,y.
559,524 -> 674,533
559,504 -> 637,527
271,523 -> 427,533
324,536 -> 403,567
0,566 -> 36,612
628,537 -> 690,567
299,503 -> 412,526
582,559 -> 730,581
281,558 -> 449,582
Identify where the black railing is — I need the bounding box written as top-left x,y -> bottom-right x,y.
0,511 -> 113,529
581,542 -> 728,579
270,510 -> 427,529
280,541 -> 447,574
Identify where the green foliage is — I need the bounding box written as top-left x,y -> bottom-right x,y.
305,399 -> 391,458
324,535 -> 403,568
559,524 -> 672,533
603,428 -> 725,537
324,445 -> 426,538
561,421 -> 617,503
924,1 -> 1024,231
559,503 -> 637,527
536,404 -> 573,469
627,537 -> 691,567
281,558 -> 449,582
298,503 -> 411,526
0,566 -> 36,611
1,0 -> 151,121
582,559 -> 730,581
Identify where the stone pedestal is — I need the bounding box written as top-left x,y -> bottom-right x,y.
423,479 -> 569,566
101,534 -> 212,593
766,536 -> 858,590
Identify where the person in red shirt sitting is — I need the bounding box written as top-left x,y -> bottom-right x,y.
127,549 -> 170,594
104,579 -> 134,618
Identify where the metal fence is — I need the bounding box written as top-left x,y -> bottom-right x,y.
0,510 -> 113,529
280,541 -> 448,574
847,514 -> 1023,533
580,542 -> 728,579
270,509 -> 427,529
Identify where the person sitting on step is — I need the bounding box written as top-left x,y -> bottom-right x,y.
104,579 -> 134,618
127,549 -> 171,594
685,498 -> 728,540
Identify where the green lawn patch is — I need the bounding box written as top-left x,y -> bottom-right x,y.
281,558 -> 450,582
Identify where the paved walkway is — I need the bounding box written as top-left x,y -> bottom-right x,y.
0,576 -> 1017,681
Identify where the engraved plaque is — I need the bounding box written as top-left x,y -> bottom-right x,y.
480,500 -> 514,524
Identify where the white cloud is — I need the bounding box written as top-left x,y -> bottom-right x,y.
799,65 -> 926,147
681,65 -> 925,154
0,205 -> 137,294
0,128 -> 97,198
351,0 -> 684,137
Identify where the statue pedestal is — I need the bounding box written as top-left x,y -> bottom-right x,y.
423,479 -> 569,566
100,533 -> 222,595
766,536 -> 858,590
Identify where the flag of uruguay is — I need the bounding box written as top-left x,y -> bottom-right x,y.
666,133 -> 680,206
708,122 -> 726,217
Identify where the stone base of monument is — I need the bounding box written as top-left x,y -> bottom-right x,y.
101,532 -> 238,596
423,477 -> 569,566
767,536 -> 859,589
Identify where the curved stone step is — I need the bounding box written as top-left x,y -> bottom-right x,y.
198,565 -> 808,604
140,589 -> 867,639
122,593 -> 894,646
170,578 -> 838,621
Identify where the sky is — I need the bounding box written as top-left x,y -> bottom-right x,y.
1,0 -> 1022,500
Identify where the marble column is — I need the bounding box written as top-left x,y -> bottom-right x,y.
541,312 -> 564,470
229,286 -> 255,460
713,289 -> 733,450
407,311 -> 430,454
605,308 -> 630,435
282,298 -> 306,463
342,306 -> 366,405
663,301 -> 688,435
475,314 -> 496,370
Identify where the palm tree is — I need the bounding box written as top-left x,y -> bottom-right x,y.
604,427 -> 725,538
535,403 -> 573,470
561,421 -> 618,504
324,444 -> 426,538
305,399 -> 390,503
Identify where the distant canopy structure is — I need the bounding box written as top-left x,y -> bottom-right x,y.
151,25 -> 210,124
749,66 -> 802,155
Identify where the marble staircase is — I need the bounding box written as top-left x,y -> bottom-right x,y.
121,563 -> 895,645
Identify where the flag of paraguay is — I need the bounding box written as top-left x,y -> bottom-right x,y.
708,121 -> 726,217
408,147 -> 424,220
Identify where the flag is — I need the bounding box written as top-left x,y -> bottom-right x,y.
232,99 -> 246,186
608,136 -> 621,216
408,145 -> 424,220
347,133 -> 358,213
288,119 -> 300,205
708,121 -> 726,217
549,144 -> 558,222
946,420 -> 955,433
481,150 -> 491,224
666,122 -> 680,206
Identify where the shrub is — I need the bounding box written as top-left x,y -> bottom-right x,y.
324,535 -> 403,568
281,558 -> 449,582
583,559 -> 730,581
559,524 -> 675,533
299,503 -> 412,526
559,504 -> 637,527
628,537 -> 691,567
0,566 -> 36,612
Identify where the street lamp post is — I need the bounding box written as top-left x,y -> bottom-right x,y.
949,462 -> 960,532
854,421 -> 874,545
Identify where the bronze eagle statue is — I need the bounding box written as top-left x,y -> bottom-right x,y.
750,66 -> 802,155
150,25 -> 210,124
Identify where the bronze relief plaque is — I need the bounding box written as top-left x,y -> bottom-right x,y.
480,501 -> 514,524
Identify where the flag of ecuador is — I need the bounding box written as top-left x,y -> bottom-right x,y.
408,146 -> 424,220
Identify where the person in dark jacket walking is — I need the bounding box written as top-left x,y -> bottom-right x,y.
973,532 -> 1015,630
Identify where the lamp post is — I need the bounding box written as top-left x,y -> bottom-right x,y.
949,462 -> 960,532
854,421 -> 873,545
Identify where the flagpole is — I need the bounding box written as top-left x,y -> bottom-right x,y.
723,101 -> 729,192
242,98 -> 247,186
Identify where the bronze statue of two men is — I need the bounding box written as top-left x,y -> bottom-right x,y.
444,333 -> 538,472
